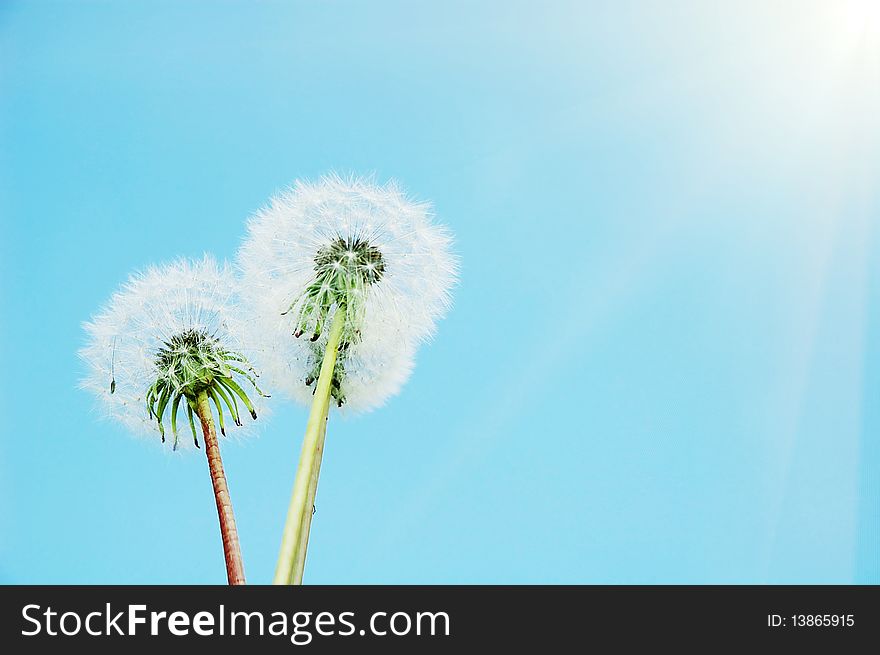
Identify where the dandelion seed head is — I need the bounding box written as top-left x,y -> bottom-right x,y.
238,174 -> 458,412
79,256 -> 268,447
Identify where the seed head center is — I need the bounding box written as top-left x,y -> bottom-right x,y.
314,236 -> 386,286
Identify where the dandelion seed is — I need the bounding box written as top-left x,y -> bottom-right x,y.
109,336 -> 117,395
238,174 -> 457,584
79,256 -> 268,585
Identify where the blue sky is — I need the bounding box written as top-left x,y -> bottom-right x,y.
1,1 -> 878,583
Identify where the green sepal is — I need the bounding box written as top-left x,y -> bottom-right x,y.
220,377 -> 257,420
208,386 -> 226,437
213,381 -> 240,426
169,392 -> 183,442
155,385 -> 172,441
186,396 -> 199,448
227,365 -> 269,397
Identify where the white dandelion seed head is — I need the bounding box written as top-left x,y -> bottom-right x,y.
238,174 -> 458,413
79,256 -> 269,448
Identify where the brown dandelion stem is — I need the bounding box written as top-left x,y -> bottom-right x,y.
273,307 -> 345,585
195,389 -> 247,585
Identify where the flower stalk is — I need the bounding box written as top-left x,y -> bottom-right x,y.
290,399 -> 329,584
239,176 -> 457,585
273,307 -> 345,584
195,390 -> 247,585
81,258 -> 268,585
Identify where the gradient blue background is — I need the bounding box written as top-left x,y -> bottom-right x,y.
1,1 -> 878,583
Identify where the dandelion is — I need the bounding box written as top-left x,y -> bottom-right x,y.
239,174 -> 457,584
79,256 -> 268,585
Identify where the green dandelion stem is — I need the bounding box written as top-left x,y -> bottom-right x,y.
273,306 -> 345,585
194,389 -> 246,585
290,401 -> 329,585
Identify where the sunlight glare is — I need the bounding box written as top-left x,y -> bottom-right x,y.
837,0 -> 880,48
